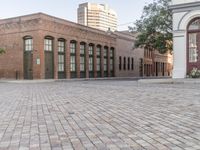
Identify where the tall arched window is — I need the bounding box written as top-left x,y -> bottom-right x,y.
187,18 -> 200,73
80,42 -> 86,78
24,37 -> 33,52
104,46 -> 108,77
70,40 -> 76,78
89,44 -> 94,78
110,47 -> 114,77
24,36 -> 33,79
96,45 -> 101,77
58,38 -> 66,79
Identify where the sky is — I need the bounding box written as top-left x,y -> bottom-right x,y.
0,0 -> 153,30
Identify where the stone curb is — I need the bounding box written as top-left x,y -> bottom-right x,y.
0,77 -> 170,84
138,78 -> 200,84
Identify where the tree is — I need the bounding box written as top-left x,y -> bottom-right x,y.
130,0 -> 172,54
0,48 -> 5,55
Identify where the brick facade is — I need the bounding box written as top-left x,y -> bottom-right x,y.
0,13 -> 116,79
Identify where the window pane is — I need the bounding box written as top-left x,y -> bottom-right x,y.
70,43 -> 76,54
104,59 -> 107,71
104,48 -> 108,57
58,41 -> 65,52
70,56 -> 76,71
80,44 -> 85,54
110,59 -> 113,71
110,49 -> 114,57
24,38 -> 33,51
89,46 -> 93,55
97,58 -> 101,71
189,19 -> 200,30
189,33 -> 198,63
58,64 -> 64,71
96,47 -> 101,56
44,39 -> 53,51
89,57 -> 93,71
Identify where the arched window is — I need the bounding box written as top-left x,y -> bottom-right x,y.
104,46 -> 108,77
188,18 -> 200,30
23,36 -> 33,79
89,44 -> 94,78
70,40 -> 77,78
58,38 -> 66,79
96,45 -> 101,77
24,36 -> 33,51
110,47 -> 114,77
44,36 -> 53,51
187,18 -> 200,63
80,42 -> 86,78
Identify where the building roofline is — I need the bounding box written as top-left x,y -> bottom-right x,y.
0,12 -> 116,38
169,1 -> 200,11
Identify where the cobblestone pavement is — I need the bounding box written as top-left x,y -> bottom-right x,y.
0,80 -> 200,150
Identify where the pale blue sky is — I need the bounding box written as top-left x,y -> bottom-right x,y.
0,0 -> 153,30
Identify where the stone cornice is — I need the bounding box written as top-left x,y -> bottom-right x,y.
169,1 -> 200,12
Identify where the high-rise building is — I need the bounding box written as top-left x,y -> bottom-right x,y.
77,2 -> 117,31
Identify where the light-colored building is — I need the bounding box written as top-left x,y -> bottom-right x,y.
170,0 -> 200,78
77,2 -> 117,32
114,31 -> 173,78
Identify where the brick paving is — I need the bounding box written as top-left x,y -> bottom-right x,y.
0,80 -> 200,150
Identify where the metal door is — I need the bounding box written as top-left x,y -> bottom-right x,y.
24,51 -> 33,79
45,51 -> 54,79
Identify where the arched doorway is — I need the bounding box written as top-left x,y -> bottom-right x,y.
23,36 -> 33,79
187,18 -> 200,74
44,36 -> 54,79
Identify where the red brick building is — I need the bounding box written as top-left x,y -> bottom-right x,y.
0,13 -> 116,79
143,49 -> 173,77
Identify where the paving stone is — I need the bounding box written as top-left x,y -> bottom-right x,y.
0,80 -> 200,150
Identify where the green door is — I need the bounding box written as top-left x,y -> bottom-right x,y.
45,51 -> 54,79
24,51 -> 33,79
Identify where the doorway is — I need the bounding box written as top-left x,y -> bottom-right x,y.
24,37 -> 33,79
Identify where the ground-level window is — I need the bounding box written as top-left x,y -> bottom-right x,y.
80,43 -> 86,72
70,42 -> 76,73
89,45 -> 94,72
128,57 -> 130,70
124,57 -> 126,70
131,58 -> 134,70
70,56 -> 76,72
119,56 -> 122,70
58,40 -> 65,72
96,46 -> 101,73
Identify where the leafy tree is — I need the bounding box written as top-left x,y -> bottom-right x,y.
130,0 -> 172,54
0,48 -> 5,55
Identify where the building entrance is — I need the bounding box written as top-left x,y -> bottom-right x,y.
187,18 -> 200,73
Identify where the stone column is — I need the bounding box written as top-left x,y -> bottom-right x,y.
32,32 -> 43,79
37,32 -> 45,79
173,31 -> 187,78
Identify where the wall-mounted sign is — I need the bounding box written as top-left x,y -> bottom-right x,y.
36,58 -> 40,65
